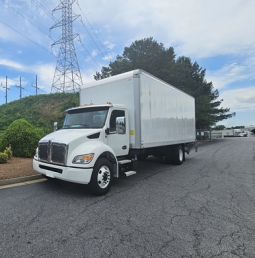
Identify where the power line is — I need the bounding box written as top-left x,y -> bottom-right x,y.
2,0 -> 113,66
77,36 -> 101,69
1,0 -> 53,40
0,19 -> 56,57
76,2 -> 107,59
76,0 -> 111,59
32,0 -> 57,21
78,17 -> 105,59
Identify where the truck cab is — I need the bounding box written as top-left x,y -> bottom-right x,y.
33,103 -> 134,195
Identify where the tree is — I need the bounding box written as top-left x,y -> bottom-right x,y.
213,125 -> 226,130
170,56 -> 234,127
94,37 -> 234,128
94,37 -> 176,82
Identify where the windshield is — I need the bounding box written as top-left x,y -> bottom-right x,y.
63,107 -> 109,129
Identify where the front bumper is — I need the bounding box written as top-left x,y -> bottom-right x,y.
33,159 -> 93,184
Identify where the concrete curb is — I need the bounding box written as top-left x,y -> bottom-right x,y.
0,174 -> 43,186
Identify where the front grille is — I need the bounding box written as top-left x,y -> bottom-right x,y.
38,143 -> 48,161
38,141 -> 68,165
52,143 -> 66,164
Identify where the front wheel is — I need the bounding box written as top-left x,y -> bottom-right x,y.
89,158 -> 113,196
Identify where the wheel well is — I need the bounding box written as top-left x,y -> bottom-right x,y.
98,151 -> 116,164
98,151 -> 117,176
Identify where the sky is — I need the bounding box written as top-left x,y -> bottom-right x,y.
0,0 -> 255,128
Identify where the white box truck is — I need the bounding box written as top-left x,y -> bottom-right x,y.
33,69 -> 197,195
223,129 -> 247,137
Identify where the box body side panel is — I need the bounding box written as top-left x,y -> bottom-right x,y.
140,73 -> 196,148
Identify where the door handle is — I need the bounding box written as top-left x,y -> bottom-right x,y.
122,145 -> 127,150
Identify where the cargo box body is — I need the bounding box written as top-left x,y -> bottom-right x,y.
80,69 -> 196,149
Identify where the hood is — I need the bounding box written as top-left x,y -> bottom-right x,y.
40,129 -> 101,144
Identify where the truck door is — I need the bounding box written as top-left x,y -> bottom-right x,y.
107,109 -> 129,157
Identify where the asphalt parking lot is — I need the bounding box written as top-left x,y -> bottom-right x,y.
1,137 -> 255,258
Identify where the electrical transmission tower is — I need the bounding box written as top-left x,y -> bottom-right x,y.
50,0 -> 83,93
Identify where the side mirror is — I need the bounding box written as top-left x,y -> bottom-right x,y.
54,122 -> 58,132
116,117 -> 126,134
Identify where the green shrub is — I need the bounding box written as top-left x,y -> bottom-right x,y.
4,145 -> 12,159
0,119 -> 44,157
0,152 -> 8,164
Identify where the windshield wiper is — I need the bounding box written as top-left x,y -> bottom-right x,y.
63,124 -> 90,129
72,124 -> 90,128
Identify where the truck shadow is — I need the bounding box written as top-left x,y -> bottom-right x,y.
38,157 -> 182,198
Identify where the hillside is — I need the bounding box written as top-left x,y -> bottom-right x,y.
0,92 -> 79,135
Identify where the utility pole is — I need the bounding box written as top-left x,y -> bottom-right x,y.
50,0 -> 83,93
32,75 -> 40,95
3,76 -> 10,104
36,75 -> 37,95
15,76 -> 24,99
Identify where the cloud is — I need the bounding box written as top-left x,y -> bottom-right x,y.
206,56 -> 255,89
2,0 -> 255,62
220,86 -> 255,112
104,41 -> 115,50
0,59 -> 26,71
80,68 -> 96,84
103,52 -> 115,61
82,0 -> 255,59
34,63 -> 55,93
91,50 -> 98,57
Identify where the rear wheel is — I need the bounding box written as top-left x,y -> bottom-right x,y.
173,145 -> 184,165
165,145 -> 184,165
89,158 -> 113,196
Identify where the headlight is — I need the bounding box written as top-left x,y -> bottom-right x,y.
72,153 -> 94,164
34,147 -> 38,160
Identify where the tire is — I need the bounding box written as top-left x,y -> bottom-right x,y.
165,145 -> 184,165
89,158 -> 113,196
165,146 -> 173,164
172,145 -> 184,165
